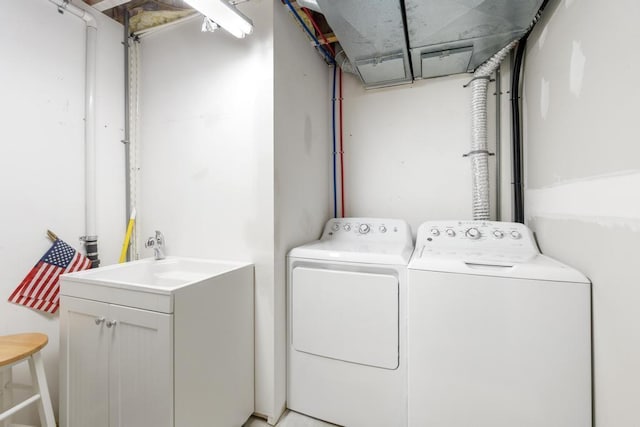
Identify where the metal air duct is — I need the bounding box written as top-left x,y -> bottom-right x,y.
316,0 -> 545,87
316,0 -> 412,89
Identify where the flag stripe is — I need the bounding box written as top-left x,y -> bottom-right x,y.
8,279 -> 27,301
31,265 -> 61,300
19,262 -> 49,298
8,239 -> 91,314
24,264 -> 57,299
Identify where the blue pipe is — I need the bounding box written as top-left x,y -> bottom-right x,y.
283,0 -> 338,217
283,0 -> 335,65
332,65 -> 338,218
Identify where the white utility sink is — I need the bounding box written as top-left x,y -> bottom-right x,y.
62,256 -> 248,292
59,256 -> 255,427
60,256 -> 254,313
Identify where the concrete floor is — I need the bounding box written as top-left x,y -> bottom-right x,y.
244,410 -> 339,427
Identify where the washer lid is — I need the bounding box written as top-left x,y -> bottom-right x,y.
409,252 -> 589,284
409,220 -> 589,284
409,221 -> 589,283
289,217 -> 414,266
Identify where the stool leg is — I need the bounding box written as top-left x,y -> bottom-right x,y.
28,352 -> 56,427
0,367 -> 13,427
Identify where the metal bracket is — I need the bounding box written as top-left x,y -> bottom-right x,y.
463,149 -> 495,157
463,76 -> 495,88
57,0 -> 70,14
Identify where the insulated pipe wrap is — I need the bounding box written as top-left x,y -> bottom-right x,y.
470,40 -> 517,220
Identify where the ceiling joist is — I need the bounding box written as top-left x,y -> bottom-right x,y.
91,0 -> 132,12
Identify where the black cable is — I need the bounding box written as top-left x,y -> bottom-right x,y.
510,0 -> 550,223
399,0 -> 414,80
511,39 -> 527,224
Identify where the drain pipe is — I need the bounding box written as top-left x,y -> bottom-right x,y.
468,40 -> 518,220
50,0 -> 100,267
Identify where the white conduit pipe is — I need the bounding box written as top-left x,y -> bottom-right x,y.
469,40 -> 518,220
49,0 -> 100,265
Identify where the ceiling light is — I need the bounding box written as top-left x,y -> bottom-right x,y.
185,0 -> 253,38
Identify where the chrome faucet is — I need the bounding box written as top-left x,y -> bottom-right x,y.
145,230 -> 165,260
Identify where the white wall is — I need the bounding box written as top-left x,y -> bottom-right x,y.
342,70 -> 502,233
524,0 -> 640,425
273,2 -> 332,422
0,0 -> 124,422
137,0 -> 278,419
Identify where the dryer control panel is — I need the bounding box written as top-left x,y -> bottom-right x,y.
414,220 -> 539,263
322,217 -> 412,243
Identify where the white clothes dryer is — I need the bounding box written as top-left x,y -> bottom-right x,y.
287,218 -> 414,427
408,220 -> 591,427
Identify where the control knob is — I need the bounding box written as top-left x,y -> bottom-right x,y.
332,223 -> 340,232
510,230 -> 522,240
465,227 -> 481,240
493,230 -> 504,239
344,224 -> 351,231
446,229 -> 456,237
430,228 -> 440,237
379,225 -> 387,233
359,224 -> 370,234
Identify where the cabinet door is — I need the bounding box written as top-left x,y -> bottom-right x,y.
60,296 -> 110,427
108,304 -> 173,427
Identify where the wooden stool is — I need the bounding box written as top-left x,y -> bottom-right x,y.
0,333 -> 55,427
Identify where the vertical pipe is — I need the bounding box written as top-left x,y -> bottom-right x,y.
124,10 -> 132,261
84,24 -> 99,267
339,68 -> 345,218
495,66 -> 501,221
49,0 -> 99,266
332,65 -> 337,218
85,25 -> 97,239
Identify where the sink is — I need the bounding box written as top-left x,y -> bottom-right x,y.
62,257 -> 248,291
58,256 -> 255,426
60,256 -> 254,313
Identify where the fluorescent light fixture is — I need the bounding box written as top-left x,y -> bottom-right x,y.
185,0 -> 253,38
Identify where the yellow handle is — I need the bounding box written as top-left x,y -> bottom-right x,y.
119,209 -> 136,263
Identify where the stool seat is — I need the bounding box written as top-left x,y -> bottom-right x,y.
0,333 -> 55,426
0,334 -> 48,368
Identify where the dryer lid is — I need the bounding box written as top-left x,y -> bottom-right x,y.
288,217 -> 414,266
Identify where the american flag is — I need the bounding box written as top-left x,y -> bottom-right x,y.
8,239 -> 92,314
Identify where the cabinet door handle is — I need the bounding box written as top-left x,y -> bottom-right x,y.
95,317 -> 106,326
106,320 -> 118,328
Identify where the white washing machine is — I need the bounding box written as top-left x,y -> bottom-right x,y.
287,217 -> 414,427
408,220 -> 591,427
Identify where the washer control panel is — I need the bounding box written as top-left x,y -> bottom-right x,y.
415,220 -> 538,262
322,217 -> 411,243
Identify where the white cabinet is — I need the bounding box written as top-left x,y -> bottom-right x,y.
59,257 -> 254,427
60,297 -> 172,427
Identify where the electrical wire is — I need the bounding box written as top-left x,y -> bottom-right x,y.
301,7 -> 335,57
510,0 -> 550,223
299,5 -> 344,217
511,40 -> 526,224
283,0 -> 340,217
282,0 -> 334,64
